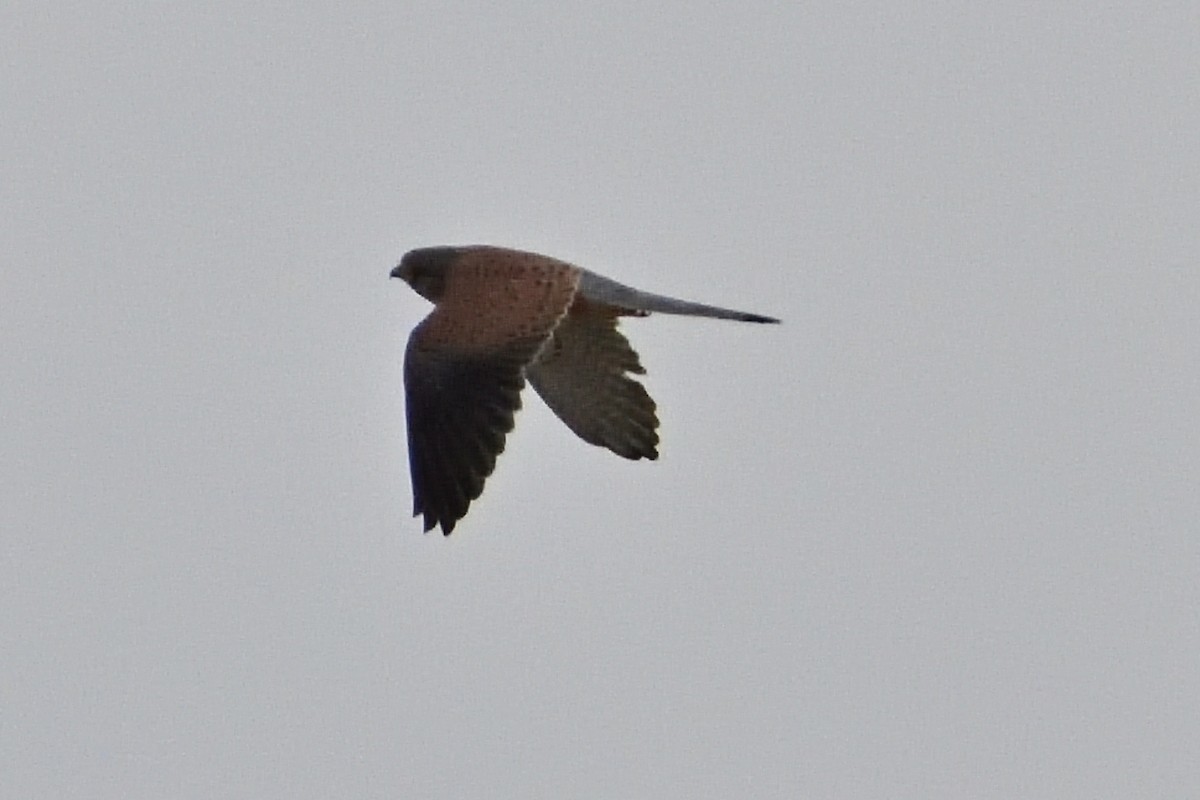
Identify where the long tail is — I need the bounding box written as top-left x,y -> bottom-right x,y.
578,270 -> 780,323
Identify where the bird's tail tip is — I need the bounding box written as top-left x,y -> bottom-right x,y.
741,312 -> 781,324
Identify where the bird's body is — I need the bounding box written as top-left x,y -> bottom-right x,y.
391,245 -> 778,534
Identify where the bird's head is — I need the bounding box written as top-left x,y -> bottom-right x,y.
390,247 -> 456,302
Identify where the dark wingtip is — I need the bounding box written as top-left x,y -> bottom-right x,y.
744,313 -> 781,324
414,503 -> 460,535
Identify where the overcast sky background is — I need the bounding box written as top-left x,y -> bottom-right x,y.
3,3 -> 1198,798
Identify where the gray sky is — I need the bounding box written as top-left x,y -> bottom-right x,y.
3,2 -> 1198,798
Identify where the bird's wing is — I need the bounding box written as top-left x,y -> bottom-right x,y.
404,252 -> 580,534
527,303 -> 660,461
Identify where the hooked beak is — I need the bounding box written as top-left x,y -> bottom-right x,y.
389,263 -> 406,280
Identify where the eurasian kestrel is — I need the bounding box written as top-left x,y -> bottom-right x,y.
391,245 -> 779,534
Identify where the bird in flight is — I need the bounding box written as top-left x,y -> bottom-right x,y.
391,245 -> 779,534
